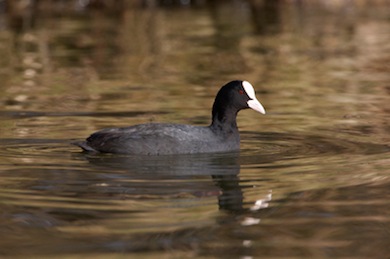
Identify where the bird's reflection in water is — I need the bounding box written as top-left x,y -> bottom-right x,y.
79,151 -> 247,212
70,151 -> 273,253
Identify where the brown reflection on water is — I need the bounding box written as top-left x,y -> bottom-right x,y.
0,1 -> 388,134
0,1 -> 389,258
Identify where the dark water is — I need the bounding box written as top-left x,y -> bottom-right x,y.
0,1 -> 389,258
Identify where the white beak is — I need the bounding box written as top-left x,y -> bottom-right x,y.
248,98 -> 266,114
243,81 -> 266,114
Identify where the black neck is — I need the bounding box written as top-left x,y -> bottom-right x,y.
210,104 -> 239,134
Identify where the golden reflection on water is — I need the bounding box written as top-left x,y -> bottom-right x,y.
0,1 -> 389,258
0,1 -> 388,139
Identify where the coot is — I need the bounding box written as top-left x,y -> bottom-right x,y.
73,80 -> 265,155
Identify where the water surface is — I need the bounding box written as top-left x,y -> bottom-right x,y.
0,1 -> 389,258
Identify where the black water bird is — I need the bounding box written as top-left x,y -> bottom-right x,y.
73,80 -> 266,155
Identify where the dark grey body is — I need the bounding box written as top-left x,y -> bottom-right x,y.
75,123 -> 240,155
74,80 -> 264,155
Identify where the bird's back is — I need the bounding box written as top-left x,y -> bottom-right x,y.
75,123 -> 240,155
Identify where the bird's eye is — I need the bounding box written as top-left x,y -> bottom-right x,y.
239,89 -> 244,95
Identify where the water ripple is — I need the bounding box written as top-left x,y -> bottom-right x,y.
240,131 -> 389,159
1,132 -> 388,161
0,139 -> 72,158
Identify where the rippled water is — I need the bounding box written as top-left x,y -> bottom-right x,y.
0,1 -> 390,258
